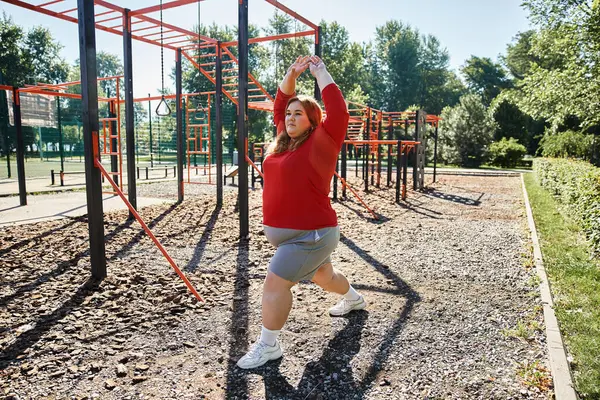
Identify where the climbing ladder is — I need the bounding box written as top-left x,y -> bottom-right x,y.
185,94 -> 212,184
182,45 -> 274,111
99,100 -> 123,193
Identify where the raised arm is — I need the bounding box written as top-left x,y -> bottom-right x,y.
274,56 -> 311,133
309,56 -> 349,146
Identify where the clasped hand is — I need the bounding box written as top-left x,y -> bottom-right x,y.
287,55 -> 326,80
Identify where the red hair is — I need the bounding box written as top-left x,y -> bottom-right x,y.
268,96 -> 323,155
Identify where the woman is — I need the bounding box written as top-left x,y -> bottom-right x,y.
237,56 -> 366,370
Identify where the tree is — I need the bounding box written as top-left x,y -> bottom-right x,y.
439,94 -> 496,167
373,21 -> 421,111
418,36 -> 465,114
0,16 -> 70,157
369,20 -> 461,114
0,13 -> 33,87
506,0 -> 600,131
266,12 -> 312,95
488,137 -> 527,168
24,26 -> 70,84
320,21 -> 369,102
460,56 -> 512,106
501,30 -> 540,80
96,51 -> 123,96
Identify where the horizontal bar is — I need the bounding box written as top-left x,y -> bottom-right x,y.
58,6 -> 77,14
132,13 -> 216,44
344,140 -> 420,145
96,15 -> 121,24
130,0 -> 203,17
94,9 -> 116,18
38,0 -> 63,7
264,0 -> 318,30
131,24 -> 161,34
221,30 -> 315,47
140,29 -> 175,39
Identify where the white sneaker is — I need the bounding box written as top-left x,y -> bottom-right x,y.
329,295 -> 367,316
236,339 -> 283,369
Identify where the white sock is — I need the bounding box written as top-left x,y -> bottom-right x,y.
260,326 -> 280,347
343,285 -> 361,301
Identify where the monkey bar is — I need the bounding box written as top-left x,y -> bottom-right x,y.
0,0 -> 318,286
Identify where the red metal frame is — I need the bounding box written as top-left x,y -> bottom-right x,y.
1,0 -> 317,51
92,131 -> 204,303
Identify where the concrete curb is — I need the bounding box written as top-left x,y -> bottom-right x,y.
521,174 -> 578,399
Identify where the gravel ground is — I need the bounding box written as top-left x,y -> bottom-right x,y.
0,172 -> 552,399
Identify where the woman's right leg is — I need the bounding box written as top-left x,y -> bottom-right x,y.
311,262 -> 350,294
312,263 -> 366,316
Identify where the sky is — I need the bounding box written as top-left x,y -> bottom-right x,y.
0,0 -> 532,98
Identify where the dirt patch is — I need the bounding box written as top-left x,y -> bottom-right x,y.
1,173 -> 551,399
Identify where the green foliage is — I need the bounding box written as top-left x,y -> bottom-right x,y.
501,30 -> 540,79
538,130 -> 595,159
460,56 -> 512,106
525,171 -> 600,397
534,158 -> 600,255
490,98 -> 545,154
507,1 -> 600,131
0,13 -> 69,87
371,20 -> 465,114
320,21 -> 369,103
488,137 -> 527,168
438,94 -> 496,167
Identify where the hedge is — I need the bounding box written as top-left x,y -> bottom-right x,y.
533,158 -> 600,255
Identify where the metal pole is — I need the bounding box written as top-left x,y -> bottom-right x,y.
38,127 -> 43,161
403,145 -> 409,200
387,117 -> 393,186
433,122 -> 439,183
12,88 -> 26,205
376,118 -> 382,188
238,0 -> 249,238
5,122 -> 11,179
215,42 -> 224,207
333,154 -> 338,200
109,101 -> 118,186
78,0 -> 106,280
395,139 -> 401,204
415,110 -> 426,190
0,75 -> 10,178
314,26 -> 322,101
364,109 -> 370,193
77,123 -> 81,162
57,96 -> 64,172
341,142 -> 347,198
123,9 -> 137,211
176,48 -> 184,203
413,116 -> 418,190
148,94 -> 153,167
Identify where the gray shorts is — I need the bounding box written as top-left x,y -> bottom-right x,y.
264,225 -> 340,282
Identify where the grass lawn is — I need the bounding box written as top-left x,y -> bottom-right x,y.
524,173 -> 600,398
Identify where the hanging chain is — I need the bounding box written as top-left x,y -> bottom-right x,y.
160,0 -> 165,94
155,0 -> 171,116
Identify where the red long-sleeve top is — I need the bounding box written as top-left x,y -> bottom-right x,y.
262,83 -> 349,229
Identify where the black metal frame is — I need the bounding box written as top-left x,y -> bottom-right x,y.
123,8 -> 137,212
215,42 -> 224,207
12,88 -> 26,206
314,26 -> 322,101
78,0 -> 106,279
238,0 -> 249,238
109,101 -> 118,186
176,48 -> 184,203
